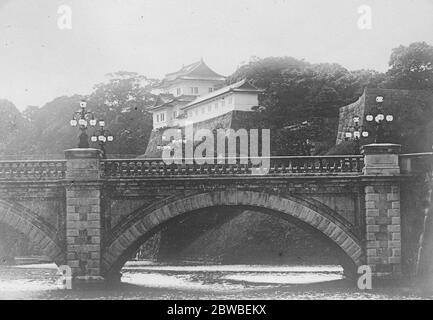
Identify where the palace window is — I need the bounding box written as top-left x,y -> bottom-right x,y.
221,99 -> 225,107
215,103 -> 218,110
191,87 -> 199,94
209,88 -> 213,93
160,113 -> 165,122
156,114 -> 160,122
208,105 -> 212,112
176,88 -> 181,96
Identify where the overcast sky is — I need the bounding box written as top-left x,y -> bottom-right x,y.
1,0 -> 432,110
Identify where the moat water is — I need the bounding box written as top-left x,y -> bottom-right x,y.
0,261 -> 431,299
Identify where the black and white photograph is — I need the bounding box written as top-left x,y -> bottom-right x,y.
0,0 -> 433,306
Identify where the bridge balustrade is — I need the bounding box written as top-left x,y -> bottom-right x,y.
0,160 -> 66,180
0,156 -> 366,180
100,155 -> 364,178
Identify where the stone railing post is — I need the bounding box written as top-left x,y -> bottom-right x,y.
361,143 -> 402,278
64,148 -> 103,282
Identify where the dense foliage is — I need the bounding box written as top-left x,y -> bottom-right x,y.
0,72 -> 156,158
1,42 -> 432,158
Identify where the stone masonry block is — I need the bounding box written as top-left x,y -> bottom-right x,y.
324,222 -> 337,236
366,194 -> 380,201
67,213 -> 80,221
91,252 -> 100,259
392,233 -> 401,241
367,249 -> 377,256
365,201 -> 377,209
86,220 -> 100,228
67,229 -> 79,237
391,202 -> 400,209
366,225 -> 380,233
387,209 -> 400,217
87,228 -> 100,236
387,193 -> 399,201
304,210 -> 316,224
365,186 -> 376,193
67,260 -> 80,268
67,252 -> 77,260
387,225 -> 401,232
87,213 -> 100,221
66,205 -> 77,213
77,205 -> 91,214
389,257 -> 401,264
367,256 -> 381,265
389,241 -> 401,248
309,214 -> 322,228
83,244 -> 99,252
347,242 -> 360,256
366,241 -> 380,249
329,226 -> 343,241
376,216 -> 391,225
341,237 -> 353,251
392,248 -> 401,257
367,233 -> 376,241
366,217 -> 376,224
391,217 -> 400,225
91,237 -> 100,244
335,232 -> 348,244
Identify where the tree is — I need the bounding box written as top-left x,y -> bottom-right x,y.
0,72 -> 159,158
0,99 -> 28,157
227,57 -> 382,154
384,42 -> 433,90
86,71 -> 158,156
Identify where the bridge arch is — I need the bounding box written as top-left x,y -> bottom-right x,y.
102,190 -> 363,279
0,200 -> 64,264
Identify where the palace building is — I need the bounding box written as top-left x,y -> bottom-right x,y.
150,59 -> 262,129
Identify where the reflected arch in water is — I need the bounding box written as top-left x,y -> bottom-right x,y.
102,190 -> 363,280
0,200 -> 64,264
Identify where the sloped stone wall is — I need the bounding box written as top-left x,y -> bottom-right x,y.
141,111 -> 260,158
336,88 -> 433,152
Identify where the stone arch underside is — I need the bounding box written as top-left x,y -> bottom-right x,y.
102,190 -> 363,278
0,200 -> 64,264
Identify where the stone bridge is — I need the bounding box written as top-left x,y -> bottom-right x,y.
0,144 -> 424,282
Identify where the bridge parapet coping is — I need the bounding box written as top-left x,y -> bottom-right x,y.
361,144 -> 401,176
64,148 -> 102,180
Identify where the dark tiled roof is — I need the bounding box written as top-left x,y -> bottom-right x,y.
149,94 -> 197,111
158,60 -> 225,88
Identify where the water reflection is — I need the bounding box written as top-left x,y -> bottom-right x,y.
0,261 -> 430,300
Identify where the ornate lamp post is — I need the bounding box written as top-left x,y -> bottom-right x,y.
90,120 -> 114,159
70,100 -> 97,148
365,96 -> 394,143
344,116 -> 369,154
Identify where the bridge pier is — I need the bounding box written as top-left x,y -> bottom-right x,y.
362,144 -> 402,279
65,148 -> 104,283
